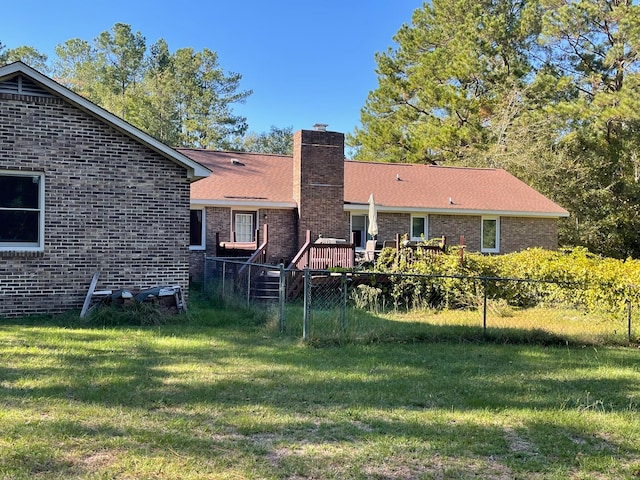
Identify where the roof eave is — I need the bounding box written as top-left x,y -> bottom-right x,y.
0,62 -> 211,181
191,199 -> 297,209
344,203 -> 570,218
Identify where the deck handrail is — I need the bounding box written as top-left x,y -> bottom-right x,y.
287,230 -> 313,270
238,224 -> 268,275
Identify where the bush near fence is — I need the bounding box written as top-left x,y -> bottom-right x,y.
374,246 -> 640,316
202,248 -> 639,344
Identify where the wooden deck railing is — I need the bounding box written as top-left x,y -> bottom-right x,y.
288,231 -> 355,270
238,224 -> 268,275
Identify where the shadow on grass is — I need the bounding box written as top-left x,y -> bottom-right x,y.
278,303 -> 635,348
2,298 -> 640,478
1,307 -> 639,413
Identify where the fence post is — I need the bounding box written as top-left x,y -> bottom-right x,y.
303,267 -> 310,341
628,300 -> 632,344
482,277 -> 488,335
341,272 -> 347,332
279,264 -> 285,333
222,261 -> 226,298
246,263 -> 251,307
203,255 -> 209,286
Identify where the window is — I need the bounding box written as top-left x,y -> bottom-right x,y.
351,214 -> 371,248
481,217 -> 500,253
0,172 -> 44,250
189,208 -> 205,250
411,216 -> 428,241
233,211 -> 256,242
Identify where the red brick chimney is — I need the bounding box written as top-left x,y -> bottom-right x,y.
293,126 -> 346,247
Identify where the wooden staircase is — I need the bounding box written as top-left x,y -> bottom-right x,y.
252,270 -> 280,302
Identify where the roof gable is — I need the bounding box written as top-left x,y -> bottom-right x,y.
0,62 -> 210,180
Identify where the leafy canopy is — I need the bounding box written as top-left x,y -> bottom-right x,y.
350,0 -> 640,259
52,23 -> 252,149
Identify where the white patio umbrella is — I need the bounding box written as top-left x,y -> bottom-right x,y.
367,193 -> 378,239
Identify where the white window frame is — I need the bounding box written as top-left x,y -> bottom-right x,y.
232,210 -> 256,243
0,171 -> 45,252
189,207 -> 206,250
481,216 -> 500,253
410,215 -> 428,241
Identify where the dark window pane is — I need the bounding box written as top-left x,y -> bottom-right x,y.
352,230 -> 363,248
412,217 -> 425,238
482,219 -> 497,250
0,210 -> 39,243
0,176 -> 39,209
190,210 -> 203,246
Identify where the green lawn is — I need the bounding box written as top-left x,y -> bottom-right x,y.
1,304 -> 639,479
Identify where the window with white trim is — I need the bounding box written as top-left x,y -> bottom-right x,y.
0,172 -> 44,250
411,216 -> 428,241
481,216 -> 500,253
189,208 -> 205,250
233,211 -> 256,242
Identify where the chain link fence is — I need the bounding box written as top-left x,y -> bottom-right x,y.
202,256 -> 638,345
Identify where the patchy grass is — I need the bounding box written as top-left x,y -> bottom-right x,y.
282,302 -> 637,347
0,302 -> 639,479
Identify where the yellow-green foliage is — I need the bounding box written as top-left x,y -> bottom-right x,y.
374,246 -> 640,314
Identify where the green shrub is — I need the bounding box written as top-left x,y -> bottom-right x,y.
373,246 -> 640,315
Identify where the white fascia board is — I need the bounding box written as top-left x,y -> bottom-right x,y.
0,62 -> 211,181
343,204 -> 569,218
190,199 -> 297,209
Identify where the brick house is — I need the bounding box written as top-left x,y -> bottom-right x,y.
0,62 -> 210,317
183,128 -> 569,281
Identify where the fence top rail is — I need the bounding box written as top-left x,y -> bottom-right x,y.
206,258 -> 586,286
291,267 -> 582,286
205,256 -> 284,270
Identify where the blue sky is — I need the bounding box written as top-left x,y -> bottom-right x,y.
1,0 -> 424,137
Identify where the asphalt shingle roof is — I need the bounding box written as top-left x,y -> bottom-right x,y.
181,149 -> 568,217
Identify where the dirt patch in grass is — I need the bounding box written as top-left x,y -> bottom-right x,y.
361,454 -> 520,480
78,449 -> 122,472
504,427 -> 538,454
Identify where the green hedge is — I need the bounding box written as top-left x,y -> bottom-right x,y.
373,246 -> 640,314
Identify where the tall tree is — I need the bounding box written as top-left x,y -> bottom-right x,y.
94,23 -> 147,120
138,39 -> 181,146
52,24 -> 251,150
54,38 -> 99,96
349,0 -> 540,164
352,0 -> 640,258
230,126 -> 294,154
0,43 -> 48,71
171,48 -> 251,149
534,0 -> 640,257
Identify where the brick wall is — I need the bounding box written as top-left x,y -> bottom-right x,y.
189,206 -> 298,282
500,217 -> 558,252
377,213 -> 411,245
293,130 -> 348,245
429,214 -> 558,253
429,214 -> 481,250
260,208 -> 298,264
0,92 -> 191,317
341,212 -> 558,253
